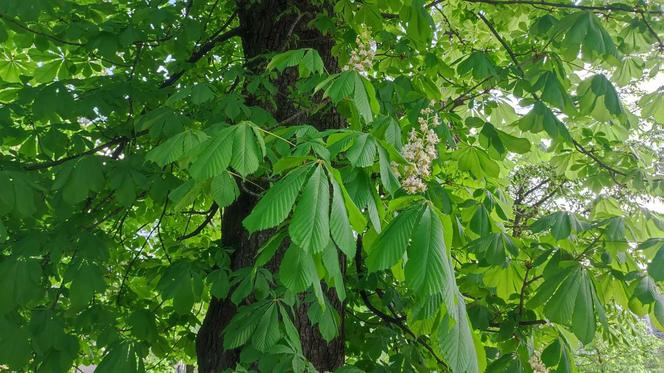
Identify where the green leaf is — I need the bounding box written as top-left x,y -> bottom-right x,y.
279,244 -> 319,292
188,127 -> 234,180
377,143 -> 400,194
515,102 -> 571,142
457,51 -> 497,80
531,211 -> 588,240
347,132 -> 377,167
612,56 -> 643,87
243,165 -> 312,233
367,204 -> 425,272
252,303 -> 281,351
146,129 -> 209,167
289,165 -> 331,253
267,48 -> 325,78
559,11 -> 618,61
648,246 -> 664,282
479,123 -> 531,158
0,257 -> 43,313
438,297 -> 480,373
329,175 -> 356,258
470,205 -> 491,236
67,261 -> 105,309
0,318 -> 32,368
638,89 -> 664,124
223,301 -> 268,350
531,262 -> 599,344
96,343 -> 145,373
230,121 -> 264,177
577,74 -> 623,122
321,71 -> 377,123
210,171 -> 239,208
53,156 -> 104,205
208,269 -> 230,299
405,206 -> 451,298
457,146 -> 500,179
402,0 -> 433,48
156,262 -> 203,314
533,71 -> 575,114
469,232 -> 518,265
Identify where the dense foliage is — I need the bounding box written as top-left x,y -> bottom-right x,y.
0,0 -> 663,372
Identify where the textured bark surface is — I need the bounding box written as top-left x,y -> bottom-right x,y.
195,1 -> 345,372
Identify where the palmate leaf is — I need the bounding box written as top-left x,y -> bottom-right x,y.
515,101 -> 572,143
648,245 -> 664,282
189,122 -> 265,179
469,232 -> 518,266
223,300 -> 271,350
529,261 -> 600,344
531,211 -> 589,240
457,146 -> 500,179
479,123 -> 531,158
146,129 -> 210,167
532,71 -> 575,114
252,303 -> 282,352
188,126 -> 234,180
577,74 -> 623,122
96,343 -> 145,373
267,48 -> 325,78
243,164 -> 313,233
0,257 -> 43,313
366,204 -> 425,272
457,51 -> 498,81
638,89 -> 664,124
279,243 -> 321,301
317,71 -> 378,124
289,165 -> 331,253
559,11 -> 619,61
346,132 -> 377,167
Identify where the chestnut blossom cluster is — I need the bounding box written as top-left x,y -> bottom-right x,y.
343,29 -> 375,73
393,106 -> 441,194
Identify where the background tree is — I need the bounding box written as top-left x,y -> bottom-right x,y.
0,0 -> 663,372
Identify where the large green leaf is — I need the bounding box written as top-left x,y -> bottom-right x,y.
146,129 -> 209,166
230,121 -> 265,177
279,244 -> 319,292
577,74 -> 623,122
289,165 -> 331,253
529,262 -> 599,344
438,297 -> 479,373
188,127 -> 234,180
329,174 -> 356,258
405,206 -> 451,298
243,165 -> 312,233
515,102 -> 571,142
367,204 -> 425,272
347,132 -> 377,167
559,11 -> 618,60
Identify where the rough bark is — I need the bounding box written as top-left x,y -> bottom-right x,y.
196,1 -> 345,372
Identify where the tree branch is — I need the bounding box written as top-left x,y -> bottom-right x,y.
20,136 -> 128,171
476,12 -> 525,77
572,139 -> 626,184
465,0 -> 663,15
355,237 -> 449,369
160,26 -> 241,88
177,203 -> 219,241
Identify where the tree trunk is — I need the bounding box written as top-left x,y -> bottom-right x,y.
196,1 -> 345,372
